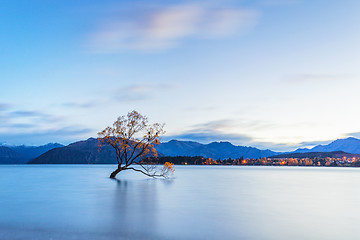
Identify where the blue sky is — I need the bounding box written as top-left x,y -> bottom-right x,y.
1,0 -> 360,151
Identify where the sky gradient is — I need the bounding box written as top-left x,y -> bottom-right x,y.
1,0 -> 360,151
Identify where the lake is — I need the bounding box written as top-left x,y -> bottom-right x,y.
1,165 -> 360,240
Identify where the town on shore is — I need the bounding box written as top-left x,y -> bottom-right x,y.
147,155 -> 360,167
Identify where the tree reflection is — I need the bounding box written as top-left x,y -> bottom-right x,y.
107,179 -> 159,238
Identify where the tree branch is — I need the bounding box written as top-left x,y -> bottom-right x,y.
126,167 -> 166,178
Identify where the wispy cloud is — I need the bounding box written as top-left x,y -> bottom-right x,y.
87,3 -> 259,53
0,103 -> 11,111
164,128 -> 319,152
9,110 -> 51,118
62,102 -> 97,109
185,106 -> 218,112
0,109 -> 53,131
7,123 -> 38,129
0,105 -> 93,145
287,74 -> 357,83
0,126 -> 93,145
114,83 -> 172,102
164,131 -> 253,145
344,132 -> 360,139
297,140 -> 333,148
260,0 -> 300,6
164,119 -> 278,149
163,119 -> 337,151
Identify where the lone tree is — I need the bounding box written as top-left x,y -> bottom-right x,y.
98,110 -> 174,179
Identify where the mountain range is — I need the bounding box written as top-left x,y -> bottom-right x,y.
0,146 -> 26,164
294,137 -> 360,154
156,140 -> 276,159
270,151 -> 360,159
0,143 -> 63,164
2,137 -> 360,164
29,139 -> 277,164
29,138 -> 117,164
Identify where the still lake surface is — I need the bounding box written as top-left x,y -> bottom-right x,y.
1,165 -> 360,240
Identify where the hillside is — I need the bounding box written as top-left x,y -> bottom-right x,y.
0,146 -> 26,164
9,143 -> 64,160
0,143 -> 63,164
29,138 -> 278,164
29,138 -> 117,164
294,137 -> 360,154
156,140 -> 276,159
24,137 -> 360,164
270,151 -> 360,159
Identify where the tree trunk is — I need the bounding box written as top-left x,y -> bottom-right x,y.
110,166 -> 122,179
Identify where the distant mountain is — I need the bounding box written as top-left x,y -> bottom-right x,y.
156,140 -> 277,159
0,146 -> 26,164
29,138 -> 278,164
294,137 -> 360,154
29,138 -> 117,164
155,140 -> 203,156
0,143 -> 63,164
9,143 -> 64,160
12,137 -> 360,164
270,151 -> 360,159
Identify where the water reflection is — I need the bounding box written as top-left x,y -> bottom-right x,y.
1,165 -> 360,240
106,179 -> 158,238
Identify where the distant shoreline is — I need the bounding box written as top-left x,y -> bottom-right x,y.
2,163 -> 360,168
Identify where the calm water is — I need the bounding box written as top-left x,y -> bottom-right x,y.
1,165 -> 360,240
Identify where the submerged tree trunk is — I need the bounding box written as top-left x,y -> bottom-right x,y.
110,165 -> 123,179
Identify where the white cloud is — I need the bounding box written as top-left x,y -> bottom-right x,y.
87,3 -> 259,53
260,0 -> 300,6
113,83 -> 172,102
288,73 -> 357,83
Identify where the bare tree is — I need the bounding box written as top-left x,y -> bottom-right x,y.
98,110 -> 174,179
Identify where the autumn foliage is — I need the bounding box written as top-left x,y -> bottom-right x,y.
98,110 -> 173,179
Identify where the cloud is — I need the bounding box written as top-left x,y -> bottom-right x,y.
163,119 -> 339,151
164,119 -> 251,143
0,102 -> 99,145
114,83 -> 172,102
164,129 -> 297,151
164,128 -> 319,152
87,3 -> 259,52
7,123 -> 38,129
163,119 -> 279,150
344,132 -> 360,139
0,109 -> 62,130
164,131 -> 253,145
297,140 -> 333,148
260,0 -> 300,6
185,106 -> 218,112
62,102 -> 97,109
0,106 -> 92,145
9,110 -> 51,118
0,126 -> 93,146
287,74 -> 357,83
0,103 -> 11,111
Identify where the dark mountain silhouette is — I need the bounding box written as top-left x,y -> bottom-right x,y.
0,143 -> 63,164
29,138 -> 117,164
156,140 -> 276,159
17,137 -> 360,164
294,137 -> 360,154
156,140 -> 202,156
9,143 -> 64,160
29,138 -> 277,164
0,146 -> 26,164
270,151 -> 360,159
